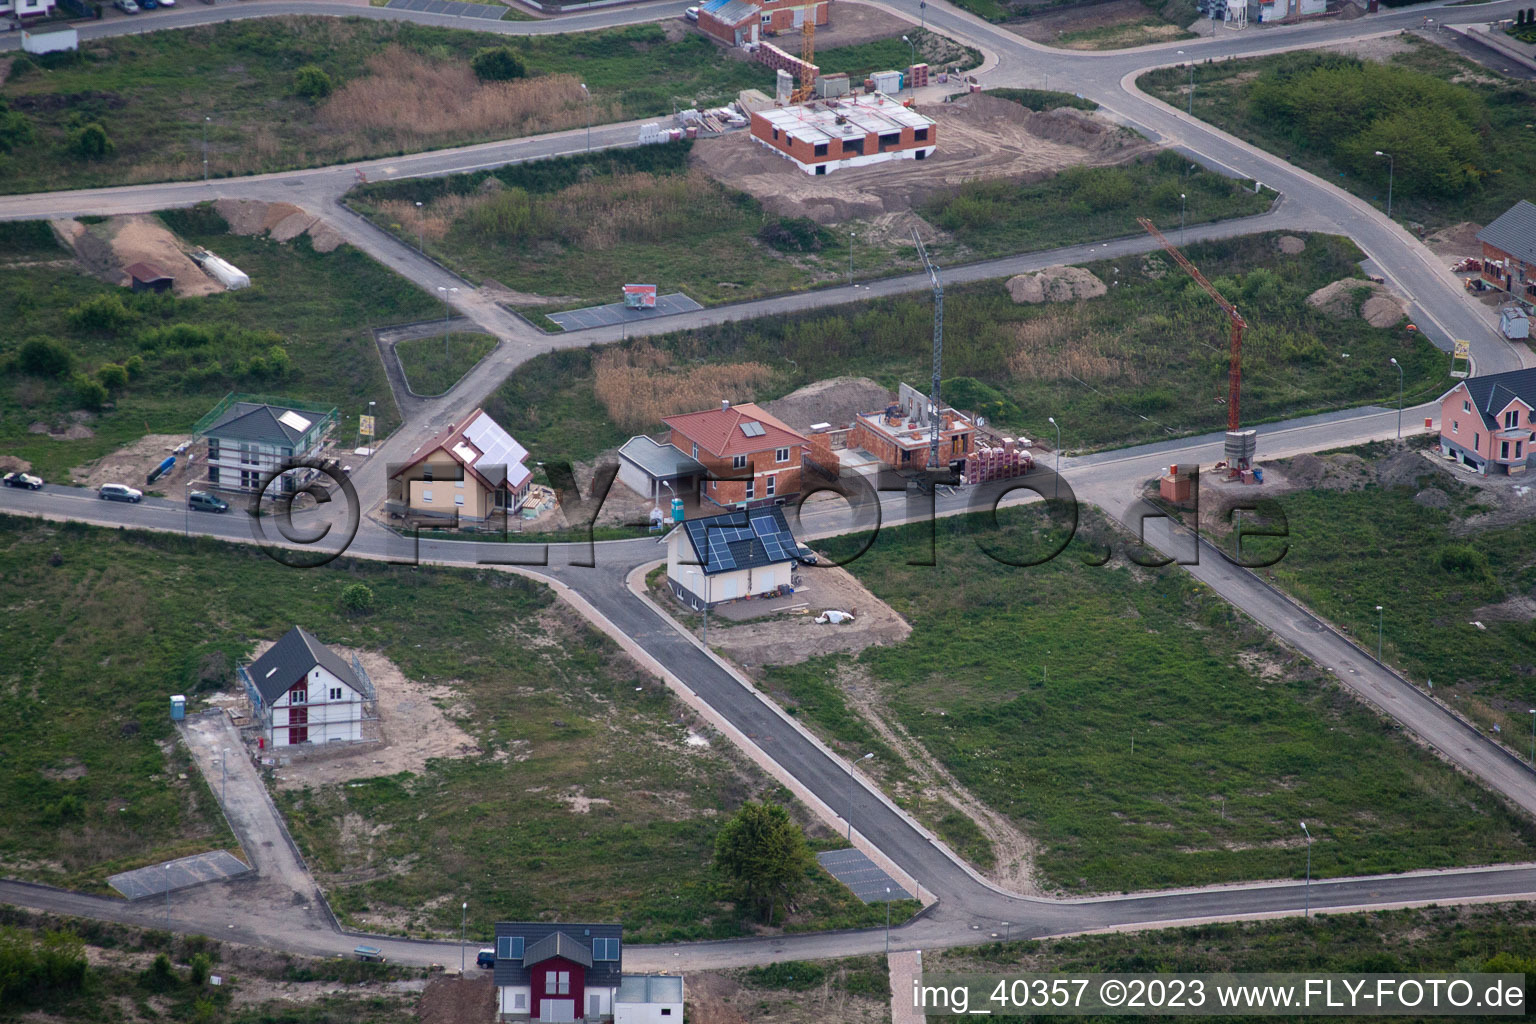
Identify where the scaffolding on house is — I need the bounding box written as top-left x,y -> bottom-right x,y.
237,652 -> 381,755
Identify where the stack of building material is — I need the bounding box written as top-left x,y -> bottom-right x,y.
963,442 -> 1033,485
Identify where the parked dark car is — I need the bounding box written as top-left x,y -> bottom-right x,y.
2,471 -> 42,490
99,483 -> 143,503
476,948 -> 496,969
794,544 -> 819,566
188,490 -> 230,513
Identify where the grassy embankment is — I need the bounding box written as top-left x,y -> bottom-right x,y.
765,505 -> 1536,891
482,233 -> 1443,467
1140,39 -> 1536,231
394,333 -> 498,396
351,136 -> 1266,312
0,519 -> 913,940
0,18 -> 782,193
0,210 -> 430,479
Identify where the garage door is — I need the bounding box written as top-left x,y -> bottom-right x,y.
540,999 -> 575,1023
718,576 -> 738,600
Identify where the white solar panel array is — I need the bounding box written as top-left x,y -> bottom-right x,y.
463,413 -> 531,488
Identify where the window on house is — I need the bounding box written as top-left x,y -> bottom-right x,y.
208,440 -> 220,460
761,11 -> 771,21
772,127 -> 780,141
746,479 -> 755,500
592,937 -> 620,961
1501,440 -> 1510,459
661,1010 -> 673,1017
814,142 -> 828,157
455,480 -> 465,488
1452,421 -> 1459,434
280,447 -> 293,458
208,466 -> 220,483
766,475 -> 776,498
775,447 -> 789,463
1475,433 -> 1481,451
422,490 -> 434,503
878,131 -> 900,150
1505,410 -> 1520,429
241,443 -> 260,465
454,495 -> 465,506
291,689 -> 307,705
914,127 -> 929,142
497,937 -> 525,960
691,444 -> 699,459
548,971 -> 569,995
422,467 -> 433,481
512,994 -> 527,1010
1463,400 -> 1471,412
329,687 -> 342,701
1518,441 -> 1525,459
843,137 -> 865,156
732,455 -> 748,470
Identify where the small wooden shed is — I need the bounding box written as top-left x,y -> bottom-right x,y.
124,262 -> 174,294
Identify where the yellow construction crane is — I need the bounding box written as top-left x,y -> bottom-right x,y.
789,5 -> 817,103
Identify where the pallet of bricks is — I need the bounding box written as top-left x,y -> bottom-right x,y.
963,442 -> 1033,485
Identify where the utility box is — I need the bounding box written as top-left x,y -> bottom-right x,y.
871,70 -> 903,95
1501,305 -> 1530,340
1159,465 -> 1193,503
22,28 -> 78,54
170,695 -> 186,721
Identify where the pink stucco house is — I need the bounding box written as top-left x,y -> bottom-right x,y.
1437,368 -> 1536,475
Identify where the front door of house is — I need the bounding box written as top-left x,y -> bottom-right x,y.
588,993 -> 602,1018
288,726 -> 308,744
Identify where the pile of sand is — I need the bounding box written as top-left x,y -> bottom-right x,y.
1007,265 -> 1106,303
762,376 -> 893,432
54,215 -> 223,298
214,199 -> 343,253
1306,278 -> 1407,329
1277,235 -> 1306,255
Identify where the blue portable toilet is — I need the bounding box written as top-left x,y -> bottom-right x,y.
170,694 -> 186,721
671,496 -> 685,524
1253,468 -> 1264,484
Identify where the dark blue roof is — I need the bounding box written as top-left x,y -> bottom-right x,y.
491,922 -> 622,989
680,506 -> 799,576
1447,367 -> 1536,432
1477,200 -> 1536,267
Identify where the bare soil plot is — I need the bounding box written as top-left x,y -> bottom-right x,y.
215,198 -> 345,253
690,94 -> 1152,223
1008,0 -> 1182,46
54,215 -> 223,297
70,432 -> 194,490
418,975 -> 496,1024
762,377 -> 894,433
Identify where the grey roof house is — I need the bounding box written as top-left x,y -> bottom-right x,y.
616,436 -> 705,503
1477,199 -> 1536,304
238,626 -> 375,750
194,396 -> 337,493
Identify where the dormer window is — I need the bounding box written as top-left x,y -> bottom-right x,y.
1504,409 -> 1520,429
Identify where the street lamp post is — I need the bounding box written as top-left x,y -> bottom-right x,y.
203,116 -> 211,181
920,0 -> 926,29
1047,416 -> 1061,498
1389,357 -> 1403,439
848,231 -> 855,286
1529,709 -> 1535,767
884,888 -> 892,953
461,902 -> 468,974
414,201 -> 424,254
437,286 -> 458,358
687,571 -> 707,647
901,36 -> 917,98
1374,150 -> 1394,220
1002,921 -> 1011,942
1375,605 -> 1384,662
1300,822 -> 1311,918
220,747 -> 228,808
165,864 -> 172,927
580,83 -> 591,152
1179,192 -> 1187,246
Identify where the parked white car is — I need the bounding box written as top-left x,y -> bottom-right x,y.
685,6 -> 699,20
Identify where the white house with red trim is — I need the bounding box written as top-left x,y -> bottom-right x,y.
240,627 -> 373,749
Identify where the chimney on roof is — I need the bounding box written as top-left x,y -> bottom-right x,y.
721,400 -> 731,412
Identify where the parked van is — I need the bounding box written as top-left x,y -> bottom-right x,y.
188,490 -> 229,513
99,483 -> 143,503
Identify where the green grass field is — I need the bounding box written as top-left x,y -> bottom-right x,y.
0,19 -> 772,194
770,506 -> 1536,892
485,233 -> 1446,467
394,332 -> 497,395
1246,442 -> 1536,745
0,207 -> 432,480
351,139 -> 1267,311
1139,38 -> 1536,231
0,519 -> 908,940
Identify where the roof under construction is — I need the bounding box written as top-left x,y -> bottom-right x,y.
752,93 -> 935,148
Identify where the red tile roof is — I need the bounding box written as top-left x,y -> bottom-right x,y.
663,402 -> 808,458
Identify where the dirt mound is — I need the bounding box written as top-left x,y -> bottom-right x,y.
214,198 -> 341,252
1007,265 -> 1106,303
418,975 -> 494,1024
1415,487 -> 1451,509
1376,448 -> 1436,490
0,455 -> 33,474
57,215 -> 221,298
70,433 -> 190,489
762,376 -> 892,432
1424,221 -> 1482,258
1306,278 -> 1406,328
691,95 -> 1150,224
1278,235 -> 1306,255
1281,451 -> 1374,492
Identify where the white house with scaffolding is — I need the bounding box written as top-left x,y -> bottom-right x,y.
239,626 -> 376,750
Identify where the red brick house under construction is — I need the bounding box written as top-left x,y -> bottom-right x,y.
663,400 -> 835,509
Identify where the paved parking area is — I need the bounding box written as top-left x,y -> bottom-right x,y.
816,848 -> 912,903
386,0 -> 507,19
109,850 -> 251,901
546,293 -> 704,331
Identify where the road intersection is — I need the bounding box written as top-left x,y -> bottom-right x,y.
2,0 -> 1534,971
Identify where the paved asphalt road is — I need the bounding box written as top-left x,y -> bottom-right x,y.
3,0 -> 1535,970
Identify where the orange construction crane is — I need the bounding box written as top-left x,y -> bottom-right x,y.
1138,216 -> 1247,436
790,8 -> 817,103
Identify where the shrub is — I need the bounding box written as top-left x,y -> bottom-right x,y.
72,374 -> 109,412
68,294 -> 136,333
0,927 -> 88,1006
471,46 -> 527,82
1439,544 -> 1491,581
124,355 -> 145,379
0,108 -> 35,154
17,336 -> 73,377
293,65 -> 333,101
140,952 -> 176,992
188,952 -> 211,986
68,122 -> 115,160
757,216 -> 832,253
340,583 -> 375,615
95,363 -> 129,393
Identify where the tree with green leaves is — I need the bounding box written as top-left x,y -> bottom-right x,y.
294,65 -> 333,101
471,46 -> 527,82
713,801 -> 813,924
68,122 -> 114,160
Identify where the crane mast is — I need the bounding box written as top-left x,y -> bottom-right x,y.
1138,217 -> 1257,477
912,228 -> 944,471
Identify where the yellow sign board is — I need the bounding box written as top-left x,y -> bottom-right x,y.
1453,339 -> 1470,359
359,414 -> 376,436
1450,339 -> 1471,379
